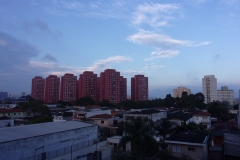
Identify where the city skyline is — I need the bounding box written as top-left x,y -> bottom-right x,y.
1,0 -> 240,98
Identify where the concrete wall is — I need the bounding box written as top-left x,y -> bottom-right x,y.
0,119 -> 14,128
0,125 -> 98,160
168,143 -> 207,160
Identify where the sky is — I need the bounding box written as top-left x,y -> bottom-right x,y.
0,0 -> 240,99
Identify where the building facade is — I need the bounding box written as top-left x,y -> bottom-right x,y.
217,86 -> 234,105
173,87 -> 191,98
78,71 -> 98,102
31,76 -> 45,102
202,75 -> 217,103
131,75 -> 148,101
100,69 -> 126,104
60,73 -> 77,102
45,75 -> 60,103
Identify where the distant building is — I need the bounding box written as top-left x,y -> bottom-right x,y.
100,69 -> 127,104
217,86 -> 234,105
202,75 -> 217,103
60,73 -> 77,102
173,87 -> 191,98
192,110 -> 211,130
131,75 -> 148,101
78,71 -> 98,102
45,75 -> 60,103
31,76 -> 45,102
0,92 -> 8,100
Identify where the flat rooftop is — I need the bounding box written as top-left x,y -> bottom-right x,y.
0,121 -> 95,143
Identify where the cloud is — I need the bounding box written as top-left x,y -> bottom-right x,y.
213,54 -> 221,62
87,56 -> 133,72
145,49 -> 179,60
194,41 -> 212,47
144,63 -> 165,69
42,54 -> 57,62
127,30 -> 193,48
0,31 -> 41,93
128,30 -> 211,59
131,3 -> 181,28
21,19 -> 62,39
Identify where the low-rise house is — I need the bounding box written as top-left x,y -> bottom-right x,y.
167,111 -> 193,127
0,104 -> 17,109
73,109 -> 111,121
192,110 -> 211,130
88,114 -> 113,128
165,131 -> 209,160
123,109 -> 166,122
0,108 -> 27,118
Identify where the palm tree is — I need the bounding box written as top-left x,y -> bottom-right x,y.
155,118 -> 177,142
119,116 -> 158,159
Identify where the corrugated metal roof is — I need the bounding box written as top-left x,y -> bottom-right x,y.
0,121 -> 95,143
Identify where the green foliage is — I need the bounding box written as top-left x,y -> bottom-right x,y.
119,117 -> 159,159
155,118 -> 177,141
77,96 -> 95,106
18,101 -> 51,117
30,116 -> 53,124
207,101 -> 230,120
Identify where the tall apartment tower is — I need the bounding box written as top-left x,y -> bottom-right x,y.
60,73 -> 77,102
131,75 -> 148,101
217,86 -> 234,105
78,71 -> 98,102
173,87 -> 191,98
202,75 -> 217,103
45,75 -> 60,103
100,69 -> 127,104
31,76 -> 45,102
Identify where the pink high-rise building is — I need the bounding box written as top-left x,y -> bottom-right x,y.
31,76 -> 45,102
100,69 -> 127,104
78,71 -> 98,102
60,73 -> 77,102
45,75 -> 60,103
131,75 -> 148,101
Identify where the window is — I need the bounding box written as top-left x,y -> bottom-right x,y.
172,146 -> 181,153
188,147 -> 195,152
77,114 -> 85,117
101,120 -> 104,124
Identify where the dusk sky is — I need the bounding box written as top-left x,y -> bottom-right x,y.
0,0 -> 240,98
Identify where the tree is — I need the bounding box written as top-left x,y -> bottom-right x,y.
119,117 -> 158,159
164,94 -> 174,107
77,96 -> 95,106
207,101 -> 229,121
155,118 -> 177,143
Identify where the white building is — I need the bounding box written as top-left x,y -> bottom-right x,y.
173,87 -> 191,98
123,109 -> 167,122
202,75 -> 217,103
217,86 -> 234,105
0,121 -> 111,160
192,110 -> 211,130
73,109 -> 111,121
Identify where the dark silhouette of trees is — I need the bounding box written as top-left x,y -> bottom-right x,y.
77,96 -> 95,106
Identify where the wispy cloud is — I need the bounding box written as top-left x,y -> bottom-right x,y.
127,30 -> 193,48
213,54 -> 221,62
21,19 -> 62,39
42,54 -> 57,62
87,56 -> 133,72
145,49 -> 179,60
194,41 -> 212,47
144,63 -> 165,69
131,3 -> 181,28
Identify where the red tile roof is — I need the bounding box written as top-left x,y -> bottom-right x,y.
88,114 -> 112,119
0,108 -> 23,113
193,110 -> 211,116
